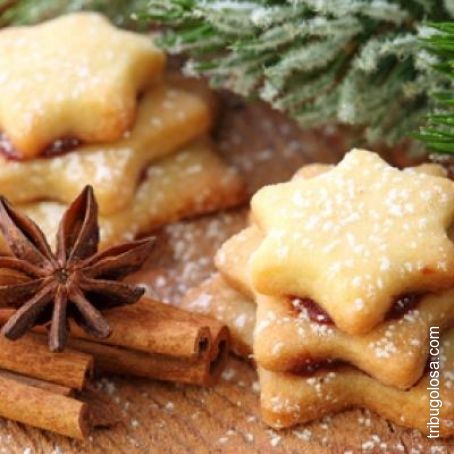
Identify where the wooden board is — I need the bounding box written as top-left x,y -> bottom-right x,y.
1,95 -> 452,453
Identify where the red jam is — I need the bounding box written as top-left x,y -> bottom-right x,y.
0,133 -> 81,160
41,137 -> 81,158
291,297 -> 333,325
385,293 -> 423,320
0,133 -> 16,160
290,293 -> 423,325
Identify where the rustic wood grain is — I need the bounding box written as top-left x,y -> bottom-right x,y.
0,96 -> 451,453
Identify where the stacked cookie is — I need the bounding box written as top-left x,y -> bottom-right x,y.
184,151 -> 454,436
0,13 -> 245,250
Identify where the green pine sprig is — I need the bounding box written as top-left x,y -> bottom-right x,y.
413,22 -> 454,154
138,0 -> 453,151
0,0 -> 146,27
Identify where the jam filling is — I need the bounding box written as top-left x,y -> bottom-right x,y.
291,297 -> 333,325
290,292 -> 424,325
385,293 -> 423,320
137,166 -> 149,185
285,293 -> 425,378
0,133 -> 81,160
289,344 -> 436,378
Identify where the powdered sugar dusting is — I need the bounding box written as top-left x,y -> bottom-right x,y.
251,149 -> 454,332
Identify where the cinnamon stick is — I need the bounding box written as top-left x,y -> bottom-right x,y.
0,327 -> 92,390
0,374 -> 89,439
1,299 -> 216,360
68,322 -> 229,386
0,298 -> 230,386
70,298 -> 214,360
0,369 -> 73,396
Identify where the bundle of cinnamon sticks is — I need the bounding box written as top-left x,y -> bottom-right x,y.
0,297 -> 230,439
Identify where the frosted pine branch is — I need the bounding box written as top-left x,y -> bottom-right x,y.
414,22 -> 454,154
140,0 -> 452,147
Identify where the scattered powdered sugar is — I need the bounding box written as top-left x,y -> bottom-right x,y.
266,429 -> 282,447
361,434 -> 389,451
130,419 -> 140,429
164,401 -> 175,412
293,428 -> 312,441
222,367 -> 236,381
245,432 -> 254,442
136,212 -> 245,305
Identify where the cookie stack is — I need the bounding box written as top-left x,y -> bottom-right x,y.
184,151 -> 454,437
0,13 -> 245,251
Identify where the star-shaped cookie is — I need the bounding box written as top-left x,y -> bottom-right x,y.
259,328 -> 454,436
0,12 -> 165,159
0,78 -> 214,214
255,291 -> 454,389
250,149 -> 454,334
216,224 -> 454,388
0,138 -> 246,251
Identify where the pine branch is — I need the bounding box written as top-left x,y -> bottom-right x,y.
0,0 -> 147,27
414,22 -> 454,154
139,0 -> 454,150
1,0 -> 453,153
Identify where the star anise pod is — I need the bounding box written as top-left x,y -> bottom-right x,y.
0,186 -> 154,352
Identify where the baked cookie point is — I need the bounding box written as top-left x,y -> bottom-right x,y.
250,149 -> 454,334
0,12 -> 165,159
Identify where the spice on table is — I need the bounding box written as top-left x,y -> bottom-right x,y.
0,185 -> 155,351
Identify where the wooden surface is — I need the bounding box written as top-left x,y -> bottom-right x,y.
1,95 -> 452,453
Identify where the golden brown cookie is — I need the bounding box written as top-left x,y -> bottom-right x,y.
255,291 -> 454,389
0,13 -> 165,159
0,79 -> 215,215
291,162 -> 449,182
217,161 -> 450,298
250,149 -> 454,334
217,224 -> 454,388
215,225 -> 262,299
292,162 -> 449,181
404,163 -> 449,178
291,163 -> 333,180
0,138 -> 246,251
259,328 -> 454,437
182,273 -> 255,358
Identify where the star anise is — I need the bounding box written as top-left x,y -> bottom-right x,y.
0,186 -> 154,352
